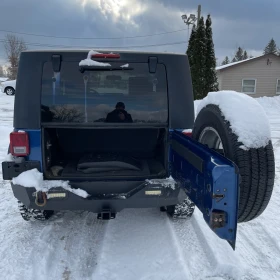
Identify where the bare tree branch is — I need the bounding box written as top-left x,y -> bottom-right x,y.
4,34 -> 27,79
0,65 -> 4,77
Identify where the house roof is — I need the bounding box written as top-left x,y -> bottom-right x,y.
216,53 -> 279,71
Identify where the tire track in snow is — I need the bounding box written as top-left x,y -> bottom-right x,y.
186,211 -> 243,280
92,208 -> 192,280
23,211 -> 108,280
237,227 -> 280,280
233,137 -> 280,280
167,216 -> 213,280
0,182 -> 50,280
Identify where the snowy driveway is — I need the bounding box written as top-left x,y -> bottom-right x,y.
0,94 -> 280,280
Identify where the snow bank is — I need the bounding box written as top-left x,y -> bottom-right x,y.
257,95 -> 280,114
79,50 -> 111,67
194,99 -> 201,117
146,176 -> 176,190
120,63 -> 129,68
12,169 -> 89,198
197,91 -> 271,150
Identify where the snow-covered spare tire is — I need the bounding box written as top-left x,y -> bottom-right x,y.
193,91 -> 275,223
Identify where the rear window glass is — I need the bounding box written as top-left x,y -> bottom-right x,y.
41,62 -> 168,124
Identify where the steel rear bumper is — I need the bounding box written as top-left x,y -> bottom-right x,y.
11,182 -> 187,212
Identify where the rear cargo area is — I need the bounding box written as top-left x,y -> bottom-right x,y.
43,128 -> 167,179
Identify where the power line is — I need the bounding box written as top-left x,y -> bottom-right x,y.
0,28 -> 188,40
0,39 -> 188,49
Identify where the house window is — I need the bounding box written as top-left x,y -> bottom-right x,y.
242,79 -> 256,94
276,79 -> 280,94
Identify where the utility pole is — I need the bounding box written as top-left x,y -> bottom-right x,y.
181,4 -> 201,35
197,5 -> 201,22
181,13 -> 197,41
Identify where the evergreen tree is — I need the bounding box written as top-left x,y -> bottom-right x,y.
263,38 -> 278,55
186,25 -> 196,67
221,56 -> 230,65
187,17 -> 207,100
205,14 -> 219,93
243,50 -> 248,60
232,47 -> 244,62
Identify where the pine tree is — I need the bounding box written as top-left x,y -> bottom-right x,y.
187,17 -> 207,100
186,25 -> 196,67
243,50 -> 248,60
232,47 -> 244,62
205,14 -> 219,94
263,38 -> 278,55
221,56 -> 230,65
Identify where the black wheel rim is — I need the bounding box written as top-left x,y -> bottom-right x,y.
6,88 -> 14,95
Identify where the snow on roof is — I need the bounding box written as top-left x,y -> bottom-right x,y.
216,55 -> 262,71
196,91 -> 271,150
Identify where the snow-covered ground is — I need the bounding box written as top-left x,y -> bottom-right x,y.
0,94 -> 280,280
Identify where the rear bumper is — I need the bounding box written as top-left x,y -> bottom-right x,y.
11,181 -> 187,212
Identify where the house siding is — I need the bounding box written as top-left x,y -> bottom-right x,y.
217,54 -> 280,98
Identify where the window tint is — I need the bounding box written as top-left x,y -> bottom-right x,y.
41,62 -> 168,123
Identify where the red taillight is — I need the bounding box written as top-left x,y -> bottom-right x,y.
183,131 -> 192,137
91,53 -> 120,59
10,131 -> 29,156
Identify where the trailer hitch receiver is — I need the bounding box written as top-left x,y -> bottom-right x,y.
97,209 -> 116,220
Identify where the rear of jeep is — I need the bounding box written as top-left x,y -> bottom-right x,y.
2,50 -> 242,248
3,50 -> 195,211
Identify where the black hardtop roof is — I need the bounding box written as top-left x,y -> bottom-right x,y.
22,49 -> 186,57
14,49 -> 194,129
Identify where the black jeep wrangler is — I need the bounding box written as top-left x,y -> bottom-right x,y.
2,50 -> 275,249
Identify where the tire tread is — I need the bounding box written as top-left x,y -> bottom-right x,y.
193,105 -> 275,223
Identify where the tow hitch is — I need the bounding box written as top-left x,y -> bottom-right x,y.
35,191 -> 47,207
97,209 -> 116,220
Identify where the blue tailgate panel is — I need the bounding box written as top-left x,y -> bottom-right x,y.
170,130 -> 239,249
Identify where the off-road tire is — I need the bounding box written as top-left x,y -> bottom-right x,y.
5,87 -> 15,96
18,201 -> 54,221
192,104 -> 275,223
165,197 -> 195,219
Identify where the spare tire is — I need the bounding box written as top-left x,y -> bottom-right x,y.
192,104 -> 275,223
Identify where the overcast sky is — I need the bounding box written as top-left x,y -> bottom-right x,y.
0,0 -> 279,66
